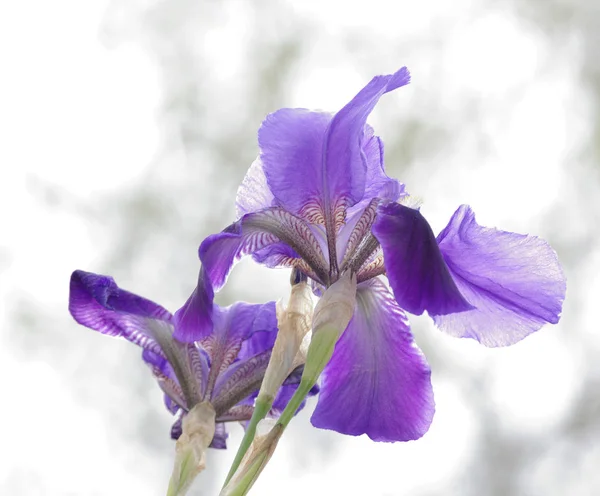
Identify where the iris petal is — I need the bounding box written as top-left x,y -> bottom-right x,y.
200,208 -> 328,293
211,348 -> 272,415
236,158 -> 276,218
311,279 -> 434,441
69,270 -> 171,354
173,268 -> 214,342
259,109 -> 331,222
372,202 -> 473,316
360,125 -> 405,204
259,68 -> 411,227
434,205 -> 566,346
202,301 -> 277,399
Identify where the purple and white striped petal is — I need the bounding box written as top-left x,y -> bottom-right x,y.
311,279 -> 434,442
202,301 -> 277,401
211,348 -> 272,415
236,158 -> 276,218
208,209 -> 327,288
372,202 -> 473,316
211,302 -> 278,356
251,242 -> 301,268
434,205 -> 566,347
69,270 -> 172,355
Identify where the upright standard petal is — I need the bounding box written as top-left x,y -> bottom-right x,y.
211,301 -> 278,354
360,125 -> 405,204
322,67 -> 410,214
69,270 -> 171,354
310,279 -> 434,442
434,205 -> 566,347
259,68 -> 411,226
259,109 -> 331,223
236,158 -> 276,218
372,203 -> 472,316
201,301 -> 278,399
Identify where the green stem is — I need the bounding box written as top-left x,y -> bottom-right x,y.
276,378 -> 314,428
223,395 -> 272,486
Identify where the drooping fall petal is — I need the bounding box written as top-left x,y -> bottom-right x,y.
434,205 -> 566,346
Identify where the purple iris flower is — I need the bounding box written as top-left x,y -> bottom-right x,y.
68,270 -> 311,448
178,66 -> 566,442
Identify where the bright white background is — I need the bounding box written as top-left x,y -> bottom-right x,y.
1,0 -> 599,494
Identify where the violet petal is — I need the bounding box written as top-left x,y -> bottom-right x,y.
434,205 -> 566,347
211,348 -> 272,415
236,158 -> 276,218
199,208 -> 328,294
372,202 -> 473,316
69,270 -> 171,354
172,268 -> 214,342
311,278 -> 434,442
259,67 -> 410,225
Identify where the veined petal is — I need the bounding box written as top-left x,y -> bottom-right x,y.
200,208 -> 328,292
311,279 -> 434,442
259,109 -> 331,223
202,302 -> 277,400
238,328 -> 277,361
236,158 -> 276,218
142,348 -> 177,382
358,124 -> 406,204
372,202 -> 473,316
217,405 -> 255,423
69,270 -> 171,354
259,68 -> 410,227
252,242 -> 301,268
434,205 -> 566,347
216,301 -> 278,350
211,349 -> 272,416
143,348 -> 189,414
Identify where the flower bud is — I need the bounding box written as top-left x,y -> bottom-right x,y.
167,401 -> 216,496
303,271 -> 357,384
258,277 -> 313,400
